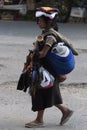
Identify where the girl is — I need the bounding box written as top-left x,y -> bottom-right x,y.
25,7 -> 73,128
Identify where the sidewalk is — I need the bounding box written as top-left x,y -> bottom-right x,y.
0,83 -> 87,130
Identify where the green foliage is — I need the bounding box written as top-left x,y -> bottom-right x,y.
39,0 -> 55,6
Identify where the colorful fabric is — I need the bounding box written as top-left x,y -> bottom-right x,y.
36,7 -> 58,13
35,6 -> 58,19
39,67 -> 54,89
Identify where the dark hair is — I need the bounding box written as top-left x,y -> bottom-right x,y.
52,15 -> 58,31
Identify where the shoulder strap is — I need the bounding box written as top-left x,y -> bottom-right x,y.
43,29 -> 78,56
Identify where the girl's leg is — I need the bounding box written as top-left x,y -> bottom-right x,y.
35,110 -> 45,123
55,104 -> 73,125
25,110 -> 44,127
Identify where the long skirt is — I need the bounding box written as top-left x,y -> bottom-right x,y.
31,80 -> 62,112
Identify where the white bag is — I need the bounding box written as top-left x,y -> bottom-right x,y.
52,42 -> 70,57
39,67 -> 54,89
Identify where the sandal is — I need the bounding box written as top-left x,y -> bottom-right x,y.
25,121 -> 44,128
60,110 -> 74,125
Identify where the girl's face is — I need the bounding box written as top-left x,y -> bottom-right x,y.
38,17 -> 46,29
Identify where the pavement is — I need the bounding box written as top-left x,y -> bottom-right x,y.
0,20 -> 87,130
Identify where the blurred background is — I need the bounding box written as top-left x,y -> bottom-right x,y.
0,0 -> 87,22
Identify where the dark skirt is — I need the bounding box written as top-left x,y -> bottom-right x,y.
31,80 -> 63,112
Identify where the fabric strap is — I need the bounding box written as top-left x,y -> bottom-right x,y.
42,29 -> 78,56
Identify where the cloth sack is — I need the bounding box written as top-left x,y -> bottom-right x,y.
46,43 -> 75,75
